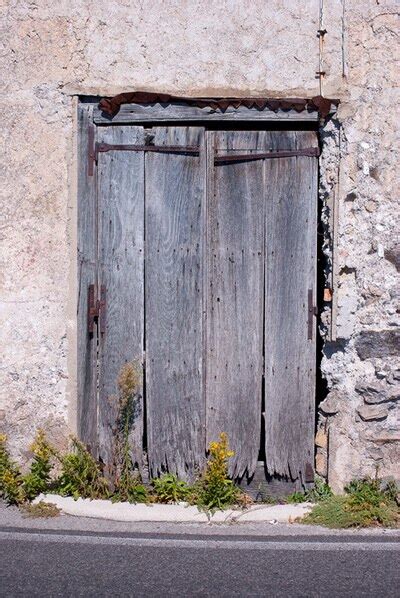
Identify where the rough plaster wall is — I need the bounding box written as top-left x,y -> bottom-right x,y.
318,1 -> 400,491
0,0 -> 398,490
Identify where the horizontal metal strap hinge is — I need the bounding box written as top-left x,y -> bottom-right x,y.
88,141 -> 201,175
214,147 -> 320,163
96,143 -> 200,155
88,284 -> 106,335
88,137 -> 319,175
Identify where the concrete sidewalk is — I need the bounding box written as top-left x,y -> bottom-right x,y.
32,493 -> 313,523
2,500 -> 400,539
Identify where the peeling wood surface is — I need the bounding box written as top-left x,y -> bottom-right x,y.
97,125 -> 145,473
264,130 -> 318,481
206,131 -> 268,479
93,103 -> 320,125
145,127 -> 206,480
79,122 -> 318,484
77,104 -> 98,455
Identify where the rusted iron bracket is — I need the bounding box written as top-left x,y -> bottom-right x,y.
88,284 -> 106,335
307,289 -> 318,340
88,143 -> 320,174
88,121 -> 96,176
214,147 -> 320,163
96,143 -> 200,155
88,142 -> 201,176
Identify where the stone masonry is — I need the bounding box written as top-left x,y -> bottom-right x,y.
0,1 -> 398,491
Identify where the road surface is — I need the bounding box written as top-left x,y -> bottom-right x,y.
1,527 -> 399,597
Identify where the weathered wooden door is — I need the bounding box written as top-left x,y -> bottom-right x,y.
78,113 -> 318,487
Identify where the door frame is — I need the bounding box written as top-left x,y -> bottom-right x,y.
77,98 -> 323,492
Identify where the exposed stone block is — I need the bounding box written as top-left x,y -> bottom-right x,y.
319,390 -> 343,415
355,330 -> 400,360
355,380 -> 400,404
368,432 -> 400,444
315,429 -> 328,449
315,451 -> 327,478
384,245 -> 400,272
357,404 -> 389,421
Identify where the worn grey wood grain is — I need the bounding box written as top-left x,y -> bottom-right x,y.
97,125 -> 145,474
77,104 -> 98,455
80,114 -> 318,485
264,130 -> 318,482
145,126 -> 206,480
93,103 -> 320,125
206,131 -> 271,479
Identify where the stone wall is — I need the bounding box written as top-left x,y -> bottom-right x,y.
0,0 -> 398,490
316,1 -> 399,491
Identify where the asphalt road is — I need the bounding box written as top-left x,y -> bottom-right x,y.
1,528 -> 399,597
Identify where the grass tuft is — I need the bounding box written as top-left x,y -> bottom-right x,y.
21,501 -> 60,518
303,477 -> 399,528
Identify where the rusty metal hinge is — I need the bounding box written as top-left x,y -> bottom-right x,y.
307,289 -> 318,340
96,142 -> 200,155
88,141 -> 201,176
88,284 -> 106,335
88,140 -> 319,174
88,121 -> 96,177
214,147 -> 320,163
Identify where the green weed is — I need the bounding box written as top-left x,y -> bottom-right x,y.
23,430 -> 53,501
112,361 -> 145,502
0,434 -> 25,505
286,476 -> 333,504
21,501 -> 60,518
303,477 -> 399,528
152,473 -> 192,503
55,437 -> 110,500
111,481 -> 148,504
196,433 -> 240,510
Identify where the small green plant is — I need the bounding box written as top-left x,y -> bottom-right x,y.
308,477 -> 334,502
0,434 -> 25,505
152,473 -> 192,503
197,433 -> 240,510
23,430 -> 53,501
55,437 -> 110,499
21,501 -> 60,518
111,361 -> 146,502
111,481 -> 149,504
286,491 -> 306,504
286,476 -> 333,504
259,494 -> 278,505
303,477 -> 399,528
345,477 -> 390,505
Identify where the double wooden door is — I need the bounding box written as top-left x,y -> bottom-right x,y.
78,121 -> 318,486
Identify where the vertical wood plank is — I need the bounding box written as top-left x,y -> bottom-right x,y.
77,104 -> 98,454
145,127 -> 205,480
264,130 -> 318,483
206,131 -> 269,479
97,125 -> 145,473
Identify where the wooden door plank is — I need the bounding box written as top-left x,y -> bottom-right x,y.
206,131 -> 271,479
145,127 -> 205,480
93,103 -> 320,124
97,125 -> 145,474
264,130 -> 318,482
77,104 -> 98,454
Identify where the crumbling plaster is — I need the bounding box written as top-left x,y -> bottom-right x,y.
0,0 -> 398,490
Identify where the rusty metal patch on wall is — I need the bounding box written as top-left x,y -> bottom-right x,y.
98,92 -> 339,119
